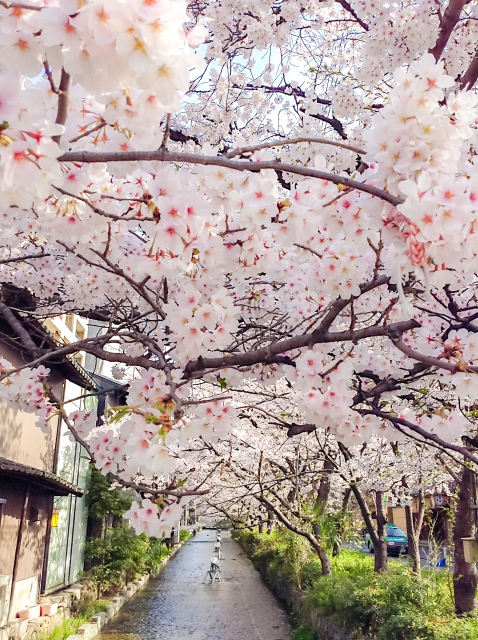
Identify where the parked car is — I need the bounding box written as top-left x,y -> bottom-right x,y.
365,525 -> 409,557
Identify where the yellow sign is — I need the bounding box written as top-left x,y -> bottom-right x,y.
51,509 -> 60,527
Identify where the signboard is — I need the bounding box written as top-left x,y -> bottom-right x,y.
51,509 -> 60,527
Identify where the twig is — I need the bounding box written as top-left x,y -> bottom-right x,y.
43,60 -> 58,94
69,120 -> 106,144
225,135 -> 365,159
0,252 -> 51,264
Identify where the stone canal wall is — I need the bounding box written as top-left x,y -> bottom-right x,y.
62,544 -> 185,640
6,544 -> 185,640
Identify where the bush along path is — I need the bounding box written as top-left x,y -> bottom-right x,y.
235,529 -> 478,640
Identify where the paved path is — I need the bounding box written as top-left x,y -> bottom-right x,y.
97,530 -> 292,640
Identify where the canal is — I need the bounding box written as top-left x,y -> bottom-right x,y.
97,529 -> 292,640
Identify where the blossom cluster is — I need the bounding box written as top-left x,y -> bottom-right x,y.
122,498 -> 183,537
0,359 -> 55,432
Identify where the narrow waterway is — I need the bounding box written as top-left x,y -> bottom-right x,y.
97,529 -> 292,640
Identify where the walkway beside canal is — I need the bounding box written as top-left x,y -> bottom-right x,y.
97,529 -> 292,640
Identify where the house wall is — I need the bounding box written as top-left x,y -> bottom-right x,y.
0,339 -> 64,474
0,340 -> 87,625
388,506 -> 407,531
0,479 -> 51,622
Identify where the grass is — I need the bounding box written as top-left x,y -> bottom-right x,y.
235,530 -> 478,640
37,600 -> 110,640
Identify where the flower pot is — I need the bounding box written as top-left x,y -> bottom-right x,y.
41,603 -> 58,616
17,605 -> 41,620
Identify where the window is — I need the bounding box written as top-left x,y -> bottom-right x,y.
75,323 -> 85,340
65,314 -> 74,331
386,526 -> 405,537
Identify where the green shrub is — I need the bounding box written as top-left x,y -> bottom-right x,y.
83,466 -> 173,596
236,530 -> 478,640
293,624 -> 316,640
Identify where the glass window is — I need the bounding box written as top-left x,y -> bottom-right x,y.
386,526 -> 405,536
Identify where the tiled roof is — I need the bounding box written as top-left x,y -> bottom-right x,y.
0,457 -> 85,497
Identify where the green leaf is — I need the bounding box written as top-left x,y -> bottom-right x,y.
217,376 -> 228,390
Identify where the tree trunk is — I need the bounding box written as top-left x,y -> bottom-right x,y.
318,544 -> 332,575
374,490 -> 388,572
258,512 -> 264,533
257,494 -> 332,576
405,488 -> 425,575
312,523 -> 332,576
311,459 -> 334,575
405,505 -> 420,574
317,459 -> 334,503
349,481 -> 387,572
333,487 -> 352,557
453,462 -> 478,615
266,509 -> 274,534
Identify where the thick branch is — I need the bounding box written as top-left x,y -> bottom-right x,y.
184,317 -> 419,378
57,149 -> 403,206
460,51 -> 478,91
429,0 -> 467,61
0,302 -> 40,353
255,493 -> 326,556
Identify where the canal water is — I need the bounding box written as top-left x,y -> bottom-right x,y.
97,529 -> 292,640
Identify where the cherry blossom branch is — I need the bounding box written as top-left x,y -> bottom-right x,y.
43,61 -> 58,94
429,0 -> 467,61
52,69 -> 70,145
460,50 -> 478,90
184,318 -> 418,377
159,113 -> 171,150
69,120 -> 106,144
53,186 -> 156,222
336,0 -> 369,31
0,328 -> 157,382
0,0 -> 42,9
391,338 -> 478,374
55,401 -> 209,498
359,408 -> 478,466
0,253 -> 50,264
225,136 -> 365,159
183,394 -> 232,406
58,149 -> 403,207
0,302 -> 41,353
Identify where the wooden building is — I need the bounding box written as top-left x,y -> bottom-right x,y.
0,311 -> 97,638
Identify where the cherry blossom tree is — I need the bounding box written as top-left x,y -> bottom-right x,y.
1,0 -> 478,613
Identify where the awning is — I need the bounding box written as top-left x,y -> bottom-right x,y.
0,457 -> 85,497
